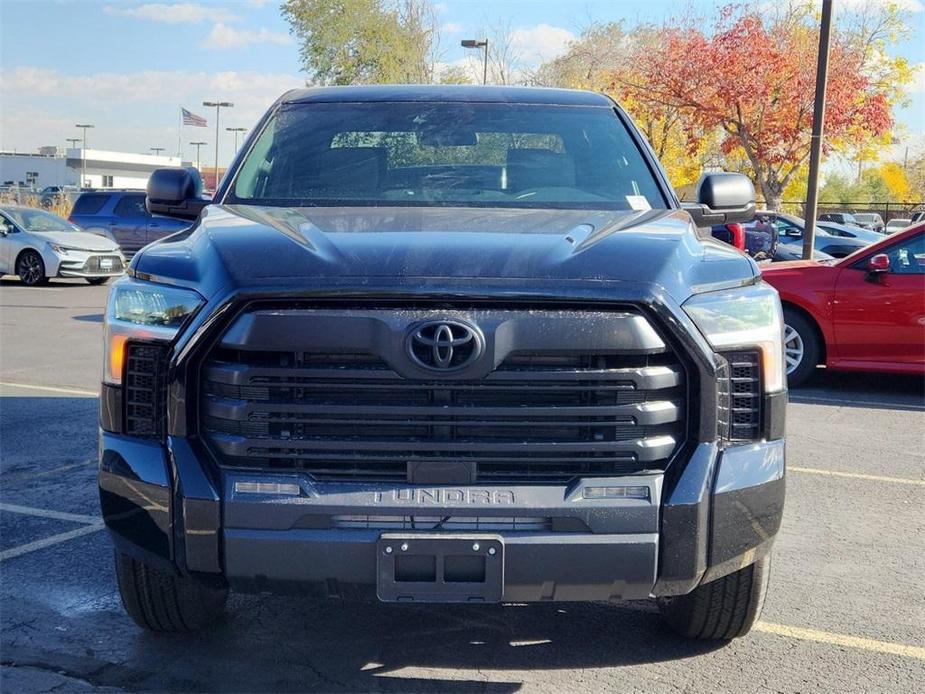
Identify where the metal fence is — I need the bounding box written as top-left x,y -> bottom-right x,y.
780,200 -> 924,223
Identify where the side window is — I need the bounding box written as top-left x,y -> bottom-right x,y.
71,194 -> 109,215
885,235 -> 925,275
113,195 -> 148,218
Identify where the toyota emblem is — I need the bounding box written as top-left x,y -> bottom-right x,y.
407,320 -> 483,371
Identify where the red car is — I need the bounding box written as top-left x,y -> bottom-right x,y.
761,223 -> 925,386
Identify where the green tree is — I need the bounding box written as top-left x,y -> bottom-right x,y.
282,0 -> 438,85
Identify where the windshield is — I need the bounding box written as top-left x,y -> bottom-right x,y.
4,208 -> 77,232
227,102 -> 668,210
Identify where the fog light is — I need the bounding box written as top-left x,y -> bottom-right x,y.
582,485 -> 650,500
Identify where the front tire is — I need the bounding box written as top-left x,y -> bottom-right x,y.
114,551 -> 227,633
782,308 -> 820,387
86,277 -> 109,285
658,556 -> 771,640
16,250 -> 48,286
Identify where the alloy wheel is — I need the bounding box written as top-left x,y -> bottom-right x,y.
18,252 -> 44,286
783,324 -> 804,374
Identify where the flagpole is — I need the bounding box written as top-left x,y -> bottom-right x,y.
177,106 -> 182,161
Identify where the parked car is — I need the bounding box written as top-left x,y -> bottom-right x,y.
762,222 -> 925,386
885,218 -> 911,233
749,211 -> 866,257
851,212 -> 885,233
818,211 -> 863,228
68,190 -> 190,257
100,85 -> 786,641
769,244 -> 832,262
0,205 -> 125,286
910,211 -> 925,224
39,185 -> 80,209
816,219 -> 882,245
710,218 -> 777,259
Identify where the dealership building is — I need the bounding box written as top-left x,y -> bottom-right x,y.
0,147 -> 184,190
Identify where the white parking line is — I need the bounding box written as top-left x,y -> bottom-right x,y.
0,524 -> 105,562
756,622 -> 925,661
789,395 -> 925,410
789,466 -> 924,486
0,502 -> 101,524
0,381 -> 97,397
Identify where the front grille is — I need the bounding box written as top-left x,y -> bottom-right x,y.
84,255 -> 123,273
717,350 -> 762,440
331,515 -> 553,531
124,343 -> 167,438
199,308 -> 686,483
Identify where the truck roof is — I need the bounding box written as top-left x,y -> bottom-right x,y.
280,84 -> 614,107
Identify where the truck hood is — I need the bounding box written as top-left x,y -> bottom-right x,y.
133,204 -> 756,303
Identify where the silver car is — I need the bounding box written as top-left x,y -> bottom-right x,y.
0,205 -> 126,286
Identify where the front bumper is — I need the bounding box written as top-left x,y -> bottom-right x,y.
99,432 -> 785,601
52,250 -> 125,278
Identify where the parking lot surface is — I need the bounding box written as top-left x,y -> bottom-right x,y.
1,278 -> 924,693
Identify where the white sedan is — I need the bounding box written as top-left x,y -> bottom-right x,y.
0,205 -> 126,286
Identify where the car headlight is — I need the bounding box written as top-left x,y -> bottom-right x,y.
49,243 -> 69,255
682,282 -> 785,393
103,278 -> 204,384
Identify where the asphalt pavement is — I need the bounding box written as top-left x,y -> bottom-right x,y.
1,277 -> 924,693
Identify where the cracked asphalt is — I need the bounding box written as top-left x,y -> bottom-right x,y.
1,278 -> 924,693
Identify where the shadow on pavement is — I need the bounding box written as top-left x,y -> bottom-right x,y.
73,313 -> 104,323
790,369 -> 924,411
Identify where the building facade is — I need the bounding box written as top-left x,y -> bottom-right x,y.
0,148 -> 184,190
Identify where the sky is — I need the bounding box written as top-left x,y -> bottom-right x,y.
1,0 -> 923,170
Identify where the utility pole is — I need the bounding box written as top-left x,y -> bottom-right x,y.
226,127 -> 247,154
803,0 -> 833,260
190,141 -> 206,171
461,39 -> 489,85
203,100 -> 233,190
75,123 -> 94,188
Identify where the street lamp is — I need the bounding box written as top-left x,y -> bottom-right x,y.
203,100 -> 233,189
226,127 -> 247,153
75,123 -> 94,188
66,138 -> 80,150
190,141 -> 207,171
150,147 -> 165,156
461,39 -> 489,85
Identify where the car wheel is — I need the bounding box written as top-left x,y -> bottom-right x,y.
16,250 -> 48,286
86,277 -> 109,285
657,555 -> 771,640
782,308 -> 820,387
114,551 -> 227,632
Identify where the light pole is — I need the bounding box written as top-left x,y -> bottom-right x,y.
75,123 -> 94,188
150,147 -> 165,157
203,100 -> 233,190
190,141 -> 207,171
461,39 -> 489,85
802,0 -> 833,260
226,127 -> 247,154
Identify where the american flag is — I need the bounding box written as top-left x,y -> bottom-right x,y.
182,107 -> 208,127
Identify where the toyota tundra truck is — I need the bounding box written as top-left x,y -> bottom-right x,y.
99,86 -> 786,640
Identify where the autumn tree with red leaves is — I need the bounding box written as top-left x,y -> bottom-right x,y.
617,5 -> 895,209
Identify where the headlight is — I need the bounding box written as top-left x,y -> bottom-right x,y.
49,243 -> 69,255
682,282 -> 785,393
103,278 -> 204,384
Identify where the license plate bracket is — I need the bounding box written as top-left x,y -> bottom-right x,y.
376,533 -> 504,603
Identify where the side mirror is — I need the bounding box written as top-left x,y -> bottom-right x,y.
0,222 -> 14,236
866,253 -> 890,279
146,167 -> 210,221
682,173 -> 756,228
784,227 -> 801,237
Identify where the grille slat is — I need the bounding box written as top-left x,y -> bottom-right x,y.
200,308 -> 686,482
717,350 -> 762,441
